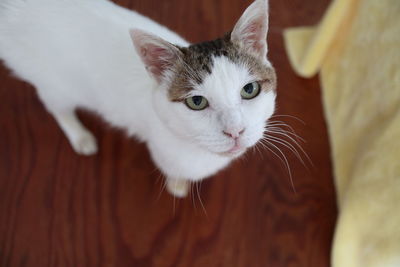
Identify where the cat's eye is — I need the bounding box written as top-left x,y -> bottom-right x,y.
241,82 -> 261,100
185,95 -> 209,110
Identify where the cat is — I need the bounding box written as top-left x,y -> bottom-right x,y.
0,0 -> 276,197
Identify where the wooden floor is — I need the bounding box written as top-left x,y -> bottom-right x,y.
0,0 -> 337,266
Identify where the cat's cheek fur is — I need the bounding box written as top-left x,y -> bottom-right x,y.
151,87 -> 196,140
241,90 -> 277,147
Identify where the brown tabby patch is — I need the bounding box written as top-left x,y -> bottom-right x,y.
168,32 -> 276,101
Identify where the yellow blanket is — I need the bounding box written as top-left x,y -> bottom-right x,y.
284,0 -> 400,266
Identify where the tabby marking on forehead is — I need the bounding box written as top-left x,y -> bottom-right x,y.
168,33 -> 276,102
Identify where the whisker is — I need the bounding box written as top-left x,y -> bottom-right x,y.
254,143 -> 264,159
265,128 -> 313,166
172,179 -> 177,215
196,182 -> 208,217
266,127 -> 305,142
271,114 -> 305,124
258,140 -> 288,172
156,173 -> 167,201
191,182 -> 196,211
263,135 -> 305,167
259,139 -> 296,193
267,121 -> 297,134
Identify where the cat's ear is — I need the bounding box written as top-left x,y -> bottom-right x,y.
129,29 -> 182,83
231,0 -> 269,60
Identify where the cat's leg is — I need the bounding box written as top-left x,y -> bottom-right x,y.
166,178 -> 189,198
33,81 -> 98,155
50,109 -> 98,156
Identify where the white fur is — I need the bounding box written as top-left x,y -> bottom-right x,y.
0,0 -> 274,197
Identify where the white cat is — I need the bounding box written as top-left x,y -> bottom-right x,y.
0,0 -> 276,197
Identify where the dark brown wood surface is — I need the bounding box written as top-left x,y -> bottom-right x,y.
0,0 -> 336,266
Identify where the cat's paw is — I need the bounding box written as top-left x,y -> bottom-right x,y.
166,178 -> 189,198
71,131 -> 98,156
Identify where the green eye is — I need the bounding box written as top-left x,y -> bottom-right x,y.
185,95 -> 208,110
241,82 -> 261,99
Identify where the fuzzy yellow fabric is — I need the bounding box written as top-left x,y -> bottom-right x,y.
283,0 -> 400,266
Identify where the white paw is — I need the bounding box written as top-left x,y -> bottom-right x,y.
71,131 -> 98,156
166,178 -> 189,198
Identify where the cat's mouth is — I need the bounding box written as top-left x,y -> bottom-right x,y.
227,143 -> 244,154
219,142 -> 246,157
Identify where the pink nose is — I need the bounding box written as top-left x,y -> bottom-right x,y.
222,128 -> 245,139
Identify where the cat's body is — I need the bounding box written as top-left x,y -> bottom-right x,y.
0,0 -> 276,197
0,0 -> 189,141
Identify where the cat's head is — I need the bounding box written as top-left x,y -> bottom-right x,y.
130,0 -> 276,157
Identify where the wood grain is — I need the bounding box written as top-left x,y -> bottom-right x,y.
0,0 -> 336,266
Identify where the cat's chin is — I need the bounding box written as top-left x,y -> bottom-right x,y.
207,137 -> 260,158
218,149 -> 246,158
216,146 -> 247,158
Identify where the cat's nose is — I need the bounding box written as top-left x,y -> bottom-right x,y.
222,128 -> 245,139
